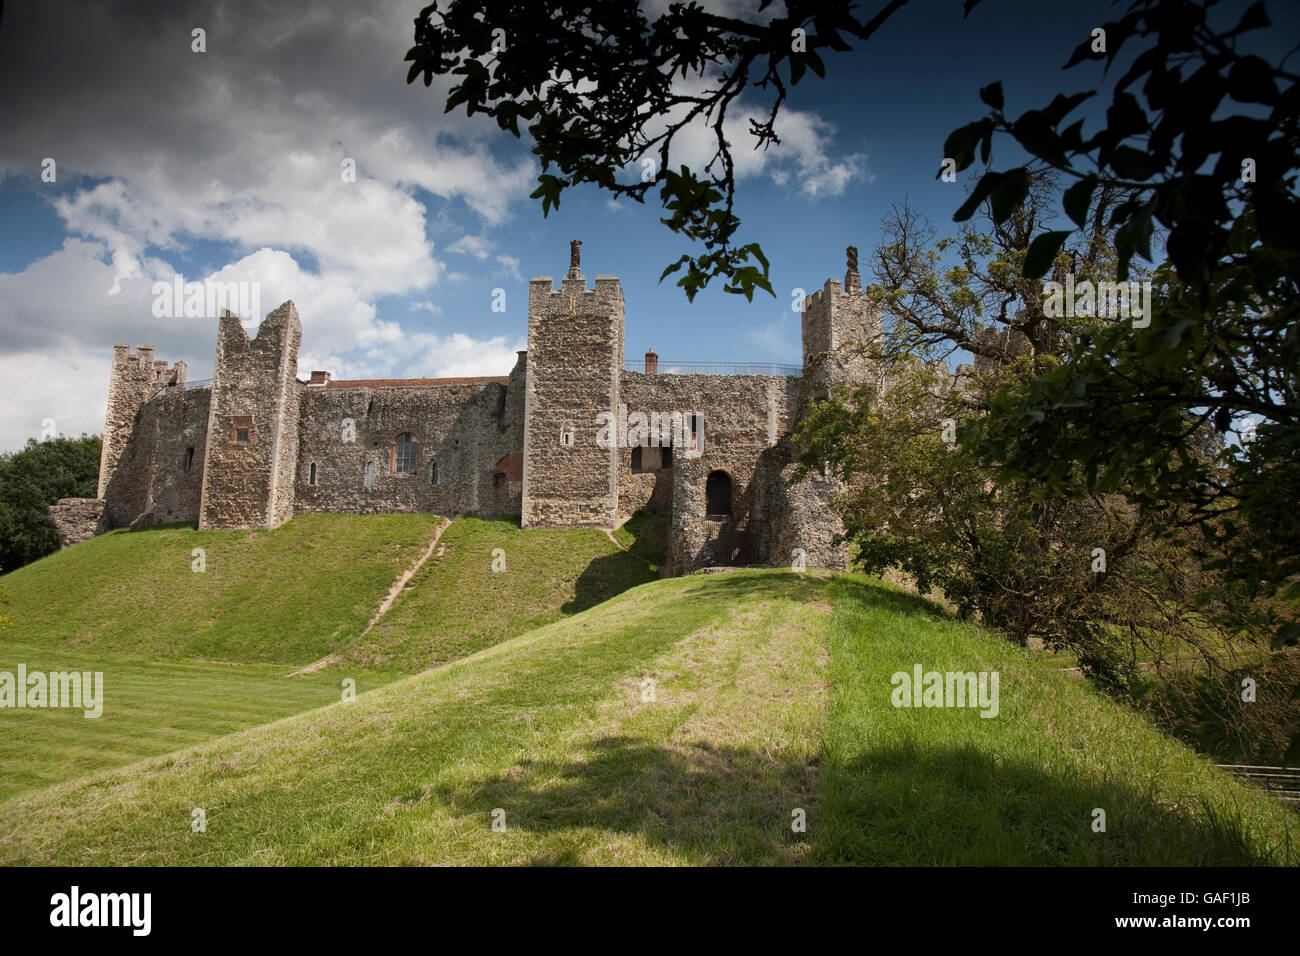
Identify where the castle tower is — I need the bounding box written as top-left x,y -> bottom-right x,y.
198,302 -> 303,530
520,240 -> 624,528
800,244 -> 881,406
97,344 -> 186,497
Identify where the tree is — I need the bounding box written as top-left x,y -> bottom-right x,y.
795,193 -> 1253,685
406,0 -> 913,301
0,435 -> 101,573
406,0 -> 1297,643
942,1 -> 1299,644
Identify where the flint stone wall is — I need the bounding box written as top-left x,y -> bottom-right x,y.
521,275 -> 623,528
294,368 -> 524,518
47,497 -> 107,548
100,385 -> 209,528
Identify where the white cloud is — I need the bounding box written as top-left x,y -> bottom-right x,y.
496,255 -> 523,281
447,235 -> 495,260
630,72 -> 870,198
0,0 -> 544,452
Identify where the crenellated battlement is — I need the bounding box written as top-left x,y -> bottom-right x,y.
86,239 -> 863,578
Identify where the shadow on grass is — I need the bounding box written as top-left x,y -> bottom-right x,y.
426,733 -> 1291,866
429,734 -> 817,866
560,549 -> 659,615
820,740 -> 1293,866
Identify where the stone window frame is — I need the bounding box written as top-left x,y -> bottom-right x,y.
229,415 -> 254,443
391,430 -> 419,475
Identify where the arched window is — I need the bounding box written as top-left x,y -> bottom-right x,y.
706,470 -> 732,517
394,432 -> 417,473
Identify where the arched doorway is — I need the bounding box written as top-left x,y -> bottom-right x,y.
705,470 -> 732,517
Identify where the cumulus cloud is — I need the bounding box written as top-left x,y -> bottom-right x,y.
631,72 -> 870,198
0,0 -> 537,451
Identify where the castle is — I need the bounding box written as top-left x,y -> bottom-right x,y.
51,242 -> 881,575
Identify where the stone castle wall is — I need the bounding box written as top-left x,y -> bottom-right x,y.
520,272 -> 623,528
293,364 -> 524,519
199,303 -> 303,530
78,245 -> 878,579
97,344 -> 186,499
100,384 -> 209,528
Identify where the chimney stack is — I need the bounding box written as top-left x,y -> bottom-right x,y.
644,349 -> 658,375
567,238 -> 583,279
845,244 -> 861,294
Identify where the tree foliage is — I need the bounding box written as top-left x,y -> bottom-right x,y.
405,0 -> 1298,642
0,435 -> 101,573
406,0 -> 914,300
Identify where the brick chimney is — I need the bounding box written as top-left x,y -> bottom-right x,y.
644,349 -> 658,375
845,244 -> 861,294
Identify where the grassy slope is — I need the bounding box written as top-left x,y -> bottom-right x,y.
0,514 -> 444,665
0,641 -> 372,800
348,516 -> 658,670
0,514 -> 657,797
2,570 -> 1292,866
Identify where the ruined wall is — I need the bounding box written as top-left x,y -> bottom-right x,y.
751,440 -> 848,572
520,270 -> 623,528
100,385 -> 209,528
198,304 -> 302,530
97,344 -> 185,498
293,363 -> 524,518
620,371 -> 799,572
47,498 -> 106,548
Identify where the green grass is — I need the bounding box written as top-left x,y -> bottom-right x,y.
0,513 -> 659,800
0,639 -> 402,799
817,577 -> 1295,865
349,515 -> 658,670
1,570 -> 1292,865
0,514 -> 445,665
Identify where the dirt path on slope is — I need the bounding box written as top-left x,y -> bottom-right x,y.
288,517 -> 451,676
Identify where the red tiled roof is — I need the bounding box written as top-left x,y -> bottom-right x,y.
320,376 -> 509,389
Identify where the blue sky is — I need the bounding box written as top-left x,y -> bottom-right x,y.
0,0 -> 1291,451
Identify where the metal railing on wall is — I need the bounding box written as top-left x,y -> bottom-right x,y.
624,361 -> 800,376
1217,764 -> 1300,804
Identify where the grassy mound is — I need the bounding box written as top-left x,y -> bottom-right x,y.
2,570 -> 1291,866
345,516 -> 658,670
0,513 -> 657,797
0,514 -> 445,665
